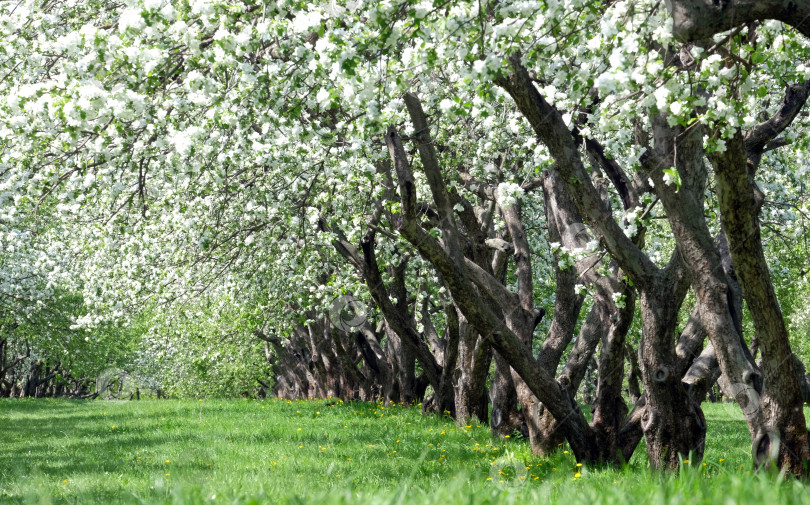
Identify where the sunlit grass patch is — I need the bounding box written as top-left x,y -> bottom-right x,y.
0,398 -> 807,504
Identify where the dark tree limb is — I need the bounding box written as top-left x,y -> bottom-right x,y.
386,106 -> 600,462
666,0 -> 810,41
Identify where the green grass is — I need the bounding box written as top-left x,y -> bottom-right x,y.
1,398 -> 810,504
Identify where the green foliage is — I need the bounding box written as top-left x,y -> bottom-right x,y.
0,290 -> 147,394
135,296 -> 274,398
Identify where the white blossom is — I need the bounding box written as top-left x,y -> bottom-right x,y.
496,182 -> 524,208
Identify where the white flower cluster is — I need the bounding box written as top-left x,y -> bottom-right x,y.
549,235 -> 600,270
0,0 -> 808,390
611,291 -> 627,309
496,182 -> 524,208
619,206 -> 647,239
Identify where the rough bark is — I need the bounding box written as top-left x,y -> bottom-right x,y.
666,0 -> 810,42
325,220 -> 445,397
539,167 -> 640,459
637,263 -> 706,469
680,230 -> 757,405
641,114 -> 766,447
490,353 -> 523,437
497,54 -> 713,469
454,316 -> 490,423
714,132 -> 810,474
499,201 -> 555,456
434,304 -> 460,415
591,283 -> 635,463
388,96 -> 602,462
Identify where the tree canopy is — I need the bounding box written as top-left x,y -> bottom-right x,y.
3,0 -> 810,473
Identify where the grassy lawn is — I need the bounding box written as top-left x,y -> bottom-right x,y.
1,398 -> 810,504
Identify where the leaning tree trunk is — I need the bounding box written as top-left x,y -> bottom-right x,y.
490,353 -> 523,437
679,230 -> 758,408
454,316 -> 491,424
643,115 -> 767,451
500,194 -> 565,457
714,133 -> 810,474
496,55 -> 708,467
433,304 -> 460,415
590,281 -> 637,463
540,167 -> 644,460
356,322 -> 398,403
637,268 -> 706,469
666,0 -> 810,42
387,99 -> 603,462
666,8 -> 810,473
531,176 -> 587,455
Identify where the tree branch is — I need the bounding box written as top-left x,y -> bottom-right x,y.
666,0 -> 810,41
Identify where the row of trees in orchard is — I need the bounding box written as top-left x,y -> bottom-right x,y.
4,0 -> 810,473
